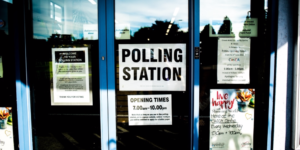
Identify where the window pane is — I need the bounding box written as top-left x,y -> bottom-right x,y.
32,0 -> 98,40
115,0 -> 190,149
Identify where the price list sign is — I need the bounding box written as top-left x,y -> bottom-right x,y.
127,95 -> 172,126
217,38 -> 250,84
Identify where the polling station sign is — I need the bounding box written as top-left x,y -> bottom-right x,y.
119,44 -> 186,91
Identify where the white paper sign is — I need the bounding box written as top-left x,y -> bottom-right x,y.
0,107 -> 14,150
83,24 -> 98,40
115,24 -> 130,40
210,89 -> 255,150
217,38 -> 250,84
239,18 -> 258,37
128,95 -> 172,126
119,44 -> 186,91
51,48 -> 92,105
0,56 -> 3,78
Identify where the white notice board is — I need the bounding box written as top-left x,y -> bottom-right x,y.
51,48 -> 92,105
217,38 -> 250,84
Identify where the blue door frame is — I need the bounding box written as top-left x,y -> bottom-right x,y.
14,0 -> 276,150
190,0 -> 200,149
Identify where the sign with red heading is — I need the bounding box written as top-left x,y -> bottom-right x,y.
210,89 -> 255,150
0,107 -> 14,150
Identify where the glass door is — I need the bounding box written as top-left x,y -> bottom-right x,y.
199,0 -> 271,149
29,0 -> 101,149
24,0 -> 273,149
114,0 -> 191,149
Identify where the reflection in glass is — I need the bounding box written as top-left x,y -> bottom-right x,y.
32,0 -> 98,40
115,0 -> 188,38
200,0 -> 251,37
2,0 -> 12,4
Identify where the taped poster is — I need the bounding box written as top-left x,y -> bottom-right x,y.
128,95 -> 172,126
217,38 -> 250,84
119,44 -> 186,91
115,24 -> 130,40
0,107 -> 14,150
210,89 -> 255,150
51,48 -> 92,105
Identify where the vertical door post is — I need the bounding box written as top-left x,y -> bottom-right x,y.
193,0 -> 200,149
99,0 -> 110,150
106,0 -> 117,149
189,0 -> 200,149
15,0 -> 33,149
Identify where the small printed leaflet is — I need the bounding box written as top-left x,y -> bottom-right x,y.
128,95 -> 172,126
0,107 -> 14,150
115,24 -> 130,40
119,44 -> 186,91
239,18 -> 258,37
51,47 -> 92,105
217,38 -> 250,84
210,89 -> 255,150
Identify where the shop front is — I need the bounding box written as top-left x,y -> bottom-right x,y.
0,0 -> 298,149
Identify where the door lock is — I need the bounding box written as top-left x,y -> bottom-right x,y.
195,47 -> 200,59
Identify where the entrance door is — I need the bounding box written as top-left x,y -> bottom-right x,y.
112,0 -> 192,149
110,0 -> 273,149
198,0 -> 271,150
29,0 -> 102,149
23,0 -> 273,149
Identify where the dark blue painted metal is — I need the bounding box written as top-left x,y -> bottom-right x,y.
15,0 -> 33,149
193,0 -> 200,149
106,0 -> 117,149
99,0 -> 109,150
267,0 -> 277,149
189,0 -> 195,149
